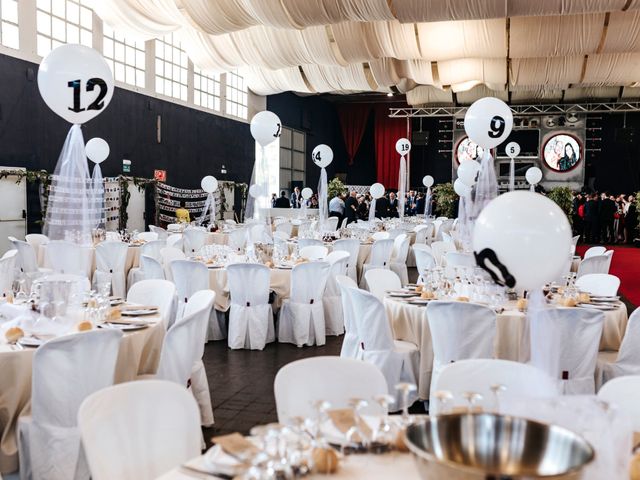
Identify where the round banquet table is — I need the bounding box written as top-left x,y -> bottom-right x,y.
384,298 -> 629,400
0,314 -> 165,474
287,241 -> 371,279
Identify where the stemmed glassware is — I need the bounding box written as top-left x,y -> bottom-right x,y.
395,382 -> 417,426
345,398 -> 370,450
372,394 -> 396,448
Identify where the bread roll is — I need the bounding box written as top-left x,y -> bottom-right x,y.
76,321 -> 93,332
5,326 -> 24,343
311,447 -> 339,474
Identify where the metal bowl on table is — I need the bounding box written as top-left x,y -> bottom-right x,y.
404,413 -> 594,479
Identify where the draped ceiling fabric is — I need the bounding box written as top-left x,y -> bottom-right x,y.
93,0 -> 640,104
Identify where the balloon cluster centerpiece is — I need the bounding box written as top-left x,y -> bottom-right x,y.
395,138 -> 411,220
312,144 -> 333,230
248,111 -> 282,221
198,175 -> 219,227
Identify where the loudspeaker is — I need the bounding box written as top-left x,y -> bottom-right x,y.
412,131 -> 429,146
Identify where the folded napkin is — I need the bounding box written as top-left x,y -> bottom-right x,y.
181,445 -> 244,477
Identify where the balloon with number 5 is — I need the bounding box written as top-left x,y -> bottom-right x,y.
505,142 -> 520,159
312,144 -> 333,168
464,97 -> 513,149
396,138 -> 411,155
250,111 -> 282,147
38,44 -> 114,125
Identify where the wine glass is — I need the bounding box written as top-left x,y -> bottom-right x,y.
345,398 -> 370,449
433,390 -> 454,415
372,394 -> 396,448
395,382 -> 417,425
462,391 -> 483,413
490,384 -> 507,413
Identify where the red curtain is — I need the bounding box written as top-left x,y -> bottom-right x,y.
374,105 -> 411,188
337,104 -> 372,165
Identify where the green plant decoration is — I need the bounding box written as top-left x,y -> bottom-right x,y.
327,177 -> 346,199
432,182 -> 457,218
548,186 -> 574,225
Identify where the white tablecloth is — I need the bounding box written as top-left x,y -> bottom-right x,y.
384,298 -> 629,400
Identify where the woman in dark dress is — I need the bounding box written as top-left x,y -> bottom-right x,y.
558,143 -> 578,171
625,195 -> 638,243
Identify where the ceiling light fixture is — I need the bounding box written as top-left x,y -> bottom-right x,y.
387,92 -> 393,97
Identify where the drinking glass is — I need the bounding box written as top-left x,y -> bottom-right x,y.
345,398 -> 369,448
395,382 -> 417,425
372,394 -> 396,447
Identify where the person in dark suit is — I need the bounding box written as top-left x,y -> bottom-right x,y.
290,187 -> 301,209
599,192 -> 616,243
357,195 -> 368,220
583,193 -> 598,243
344,190 -> 358,224
374,194 -> 389,219
415,192 -> 426,215
274,190 -> 291,208
387,192 -> 399,218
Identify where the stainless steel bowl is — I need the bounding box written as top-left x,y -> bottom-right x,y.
405,413 -> 594,479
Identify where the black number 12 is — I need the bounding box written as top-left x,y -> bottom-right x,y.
68,78 -> 109,113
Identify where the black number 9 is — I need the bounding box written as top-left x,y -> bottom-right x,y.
488,115 -> 505,138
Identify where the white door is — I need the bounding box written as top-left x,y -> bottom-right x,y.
125,180 -> 146,232
0,167 -> 27,254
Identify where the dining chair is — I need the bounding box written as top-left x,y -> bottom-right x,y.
299,245 -> 328,260
278,262 -> 331,347
332,238 -> 360,282
18,329 -> 123,480
371,231 -> 389,241
335,275 -> 359,359
576,254 -> 611,277
170,260 -> 210,319
360,239 -> 395,288
149,225 -> 169,241
575,273 -> 620,297
250,224 -> 272,243
347,287 -> 419,409
274,357 -> 388,422
431,359 -> 558,415
166,233 -> 184,251
413,224 -> 434,245
530,307 -> 604,394
9,237 -> 52,281
127,239 -> 166,287
273,230 -> 290,242
584,246 -> 606,258
413,244 -> 436,283
182,228 -> 207,255
0,249 -> 16,295
570,235 -> 580,256
596,308 -> 640,390
444,251 -> 476,279
135,231 -> 158,242
274,221 -> 293,237
597,376 -> 640,432
95,241 -> 129,298
427,301 -> 497,401
226,263 -> 274,350
325,216 -> 339,231
389,233 -> 410,285
46,241 -> 92,278
364,268 -> 401,301
78,380 -> 200,480
228,227 -> 247,253
159,246 -> 186,281
24,233 -> 49,266
430,240 -> 457,266
323,251 -> 350,336
139,255 -> 165,281
296,238 -> 323,250
126,279 -> 177,327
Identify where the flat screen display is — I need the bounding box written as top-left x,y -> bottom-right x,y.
542,134 -> 581,172
498,162 -> 536,177
496,130 -> 540,156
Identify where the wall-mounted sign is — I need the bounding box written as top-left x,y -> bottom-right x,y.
154,169 -> 167,182
122,159 -> 131,173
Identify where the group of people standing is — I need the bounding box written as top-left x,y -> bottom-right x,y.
573,192 -> 637,244
271,187 -> 319,209
328,190 -> 432,226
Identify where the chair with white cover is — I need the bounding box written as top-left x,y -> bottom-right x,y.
413,244 -> 436,283
37,273 -> 91,298
18,329 -> 123,480
575,274 -> 620,297
273,230 -> 290,242
275,222 -> 293,237
159,246 -> 186,281
46,241 -> 92,278
228,227 -> 247,253
166,233 -> 184,251
323,251 -> 350,336
529,307 -> 603,394
326,216 -> 339,231
170,260 -> 208,313
584,246 -> 606,258
127,239 -> 166,287
78,380 -> 201,480
389,233 -> 410,285
436,219 -> 455,241
137,255 -> 164,281
226,263 -> 274,350
430,359 -> 559,415
95,241 -> 129,298
149,225 -> 169,241
332,238 -> 360,282
570,235 -> 580,256
444,251 -> 476,279
105,232 -> 121,241
427,301 -> 497,400
597,376 -> 640,432
136,232 -> 158,242
250,224 -> 272,243
340,217 -> 349,229
604,249 -> 614,271
297,238 -> 323,250
596,308 -> 640,390
0,250 -> 16,295
360,239 -> 394,288
274,357 -> 389,422
127,279 -> 177,326
25,234 -> 49,266
183,228 -> 207,255
9,237 -> 52,283
299,245 -> 328,260
278,262 -> 331,347
336,274 -> 359,356
577,254 -> 611,277
371,231 -> 389,241
441,232 -> 454,245
430,240 -> 456,266
348,287 -> 419,408
414,224 -> 434,245
364,268 -> 401,301
386,229 -> 403,239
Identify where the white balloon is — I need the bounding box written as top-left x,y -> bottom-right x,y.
457,160 -> 480,187
370,183 -> 385,199
201,175 -> 218,193
85,138 -> 109,164
250,111 -> 282,147
525,167 -> 543,185
464,97 -> 513,149
395,138 -> 411,156
249,184 -> 264,198
453,178 -> 471,197
312,144 -> 333,168
473,191 -> 571,291
301,187 -> 313,200
422,175 -> 434,187
38,44 -> 114,125
505,142 -> 520,158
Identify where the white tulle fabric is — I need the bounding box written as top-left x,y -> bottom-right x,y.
227,263 -> 274,350
278,262 -> 331,347
426,301 -> 497,400
529,305 -> 604,394
78,380 -> 201,480
18,329 -> 123,480
323,252 -> 350,336
95,241 -> 129,298
348,287 -> 419,408
90,163 -> 105,229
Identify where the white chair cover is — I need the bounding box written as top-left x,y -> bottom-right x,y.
570,235 -> 580,256
78,380 -> 201,480
183,228 -> 207,255
436,219 -> 455,241
413,224 -> 433,245
364,268 -> 401,300
160,247 -> 186,281
95,241 -> 129,298
389,234 -> 410,285
575,274 -> 620,296
228,227 -> 247,252
584,246 -> 606,258
430,240 -> 456,265
339,217 -> 349,229
0,250 -> 16,295
596,308 -> 640,389
299,245 -> 328,260
326,216 -> 339,231
10,237 -> 49,278
577,254 -> 611,277
278,262 -> 330,347
227,263 -> 274,350
348,287 -> 419,408
127,240 -> 166,287
360,238 -> 394,288
598,376 -> 640,432
371,231 -> 389,241
166,234 -> 184,250
444,251 -> 476,279
297,238 -> 323,249
529,307 -> 604,394
136,232 -> 158,242
336,275 -> 359,359
127,279 -> 177,326
250,224 -> 272,243
149,225 -> 169,241
323,252 -> 350,336
413,245 -> 436,283
332,238 -> 360,282
274,357 -> 388,422
25,234 -> 49,266
18,329 -> 122,480
274,222 -> 293,236
273,230 -> 290,242
431,359 -> 558,415
46,241 -> 92,278
427,301 -> 497,400
140,255 -> 165,280
37,273 -> 91,298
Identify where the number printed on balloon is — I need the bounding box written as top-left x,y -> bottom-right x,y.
274,123 -> 281,138
488,115 -> 505,139
68,78 -> 108,112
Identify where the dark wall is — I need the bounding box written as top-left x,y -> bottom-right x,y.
0,53 -> 255,189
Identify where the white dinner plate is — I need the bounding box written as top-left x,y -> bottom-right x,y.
99,323 -> 149,331
578,303 -> 618,311
121,309 -> 158,316
408,299 -> 431,305
589,296 -> 619,303
18,336 -> 45,347
387,291 -> 418,298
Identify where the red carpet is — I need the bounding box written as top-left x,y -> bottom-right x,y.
576,245 -> 640,307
